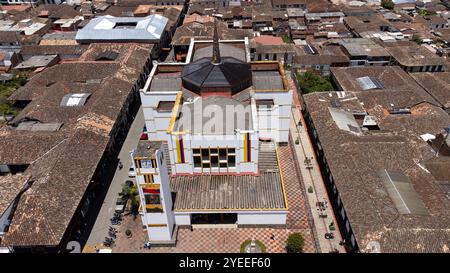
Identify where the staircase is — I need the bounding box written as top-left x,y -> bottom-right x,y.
258,141 -> 278,172
162,142 -> 172,175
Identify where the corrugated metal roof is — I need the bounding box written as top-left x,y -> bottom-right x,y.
170,172 -> 286,210
75,15 -> 168,42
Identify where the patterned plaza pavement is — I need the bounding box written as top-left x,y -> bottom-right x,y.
106,144 -> 317,253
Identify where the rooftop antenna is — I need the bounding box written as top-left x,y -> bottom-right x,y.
211,17 -> 221,65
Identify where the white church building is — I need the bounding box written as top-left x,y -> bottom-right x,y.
131,23 -> 293,244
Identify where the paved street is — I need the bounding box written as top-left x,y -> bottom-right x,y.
287,72 -> 345,253
83,107 -> 144,252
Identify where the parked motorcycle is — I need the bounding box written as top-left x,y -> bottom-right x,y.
103,237 -> 114,247
111,220 -> 121,226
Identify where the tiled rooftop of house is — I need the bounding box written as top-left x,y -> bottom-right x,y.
0,175 -> 30,217
335,38 -> 391,57
0,43 -> 152,247
410,72 -> 450,109
331,66 -> 432,95
303,89 -> 450,252
385,45 -> 446,67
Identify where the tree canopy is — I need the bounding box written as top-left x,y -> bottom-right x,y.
296,71 -> 334,94
381,0 -> 395,10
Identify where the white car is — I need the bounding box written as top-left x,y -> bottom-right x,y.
115,198 -> 127,213
128,167 -> 136,177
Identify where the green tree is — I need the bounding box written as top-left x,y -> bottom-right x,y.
286,233 -> 305,253
381,0 -> 394,10
297,71 -> 334,94
281,35 -> 291,43
120,183 -> 140,217
0,74 -> 27,118
418,9 -> 436,17
412,33 -> 422,44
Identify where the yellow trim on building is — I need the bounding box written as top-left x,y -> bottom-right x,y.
147,224 -> 168,227
243,133 -> 248,162
142,184 -> 160,190
175,135 -> 182,163
146,204 -> 163,209
166,91 -> 183,133
143,173 -> 154,183
278,61 -> 290,92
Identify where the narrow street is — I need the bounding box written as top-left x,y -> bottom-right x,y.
287,71 -> 346,253
83,107 -> 144,252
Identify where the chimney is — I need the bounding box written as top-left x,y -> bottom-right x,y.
430,127 -> 450,156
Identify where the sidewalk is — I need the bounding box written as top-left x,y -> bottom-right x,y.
287,72 -> 345,253
83,107 -> 144,252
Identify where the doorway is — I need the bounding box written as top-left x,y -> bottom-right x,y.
191,213 -> 237,225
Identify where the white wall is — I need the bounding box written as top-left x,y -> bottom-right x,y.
140,90 -> 178,142
238,211 -> 287,225
174,214 -> 191,225
255,90 -> 292,143
133,143 -> 175,242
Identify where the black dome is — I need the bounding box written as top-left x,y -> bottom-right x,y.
181,57 -> 252,95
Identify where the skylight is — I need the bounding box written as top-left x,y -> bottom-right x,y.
60,93 -> 91,107
378,170 -> 428,215
328,107 -> 362,135
356,76 -> 384,90
95,51 -> 119,61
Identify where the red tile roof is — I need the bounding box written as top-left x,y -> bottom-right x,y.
253,35 -> 284,46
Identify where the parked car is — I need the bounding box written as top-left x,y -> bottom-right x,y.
115,198 -> 127,213
140,133 -> 148,140
128,167 -> 136,177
